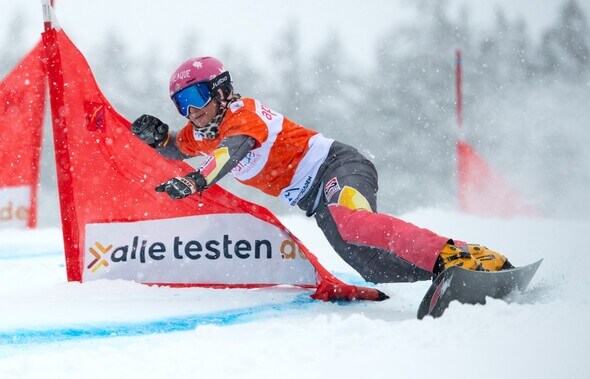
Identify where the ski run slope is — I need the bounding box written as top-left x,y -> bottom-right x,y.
0,209 -> 587,379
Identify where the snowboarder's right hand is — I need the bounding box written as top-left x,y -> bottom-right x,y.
155,171 -> 208,199
131,114 -> 169,148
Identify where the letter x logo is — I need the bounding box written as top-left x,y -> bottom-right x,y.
87,242 -> 113,273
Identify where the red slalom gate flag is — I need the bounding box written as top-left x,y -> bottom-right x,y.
41,23 -> 383,301
0,42 -> 46,229
457,140 -> 540,218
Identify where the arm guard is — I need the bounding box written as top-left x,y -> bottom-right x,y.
199,134 -> 256,186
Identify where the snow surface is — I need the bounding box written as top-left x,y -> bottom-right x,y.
0,209 -> 587,379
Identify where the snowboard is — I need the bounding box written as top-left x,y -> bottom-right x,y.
417,259 -> 543,319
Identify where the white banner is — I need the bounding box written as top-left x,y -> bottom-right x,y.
0,186 -> 31,229
83,213 -> 317,285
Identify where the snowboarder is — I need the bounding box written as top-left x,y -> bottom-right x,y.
132,56 -> 514,283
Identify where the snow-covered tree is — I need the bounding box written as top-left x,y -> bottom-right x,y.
539,0 -> 589,78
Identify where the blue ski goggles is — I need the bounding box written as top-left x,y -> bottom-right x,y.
171,82 -> 212,117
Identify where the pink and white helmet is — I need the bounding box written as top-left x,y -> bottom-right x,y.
169,56 -> 231,97
169,57 -> 235,139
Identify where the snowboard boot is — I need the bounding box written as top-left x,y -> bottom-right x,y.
433,241 -> 482,277
466,244 -> 514,271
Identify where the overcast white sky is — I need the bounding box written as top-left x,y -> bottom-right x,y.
3,0 -> 589,72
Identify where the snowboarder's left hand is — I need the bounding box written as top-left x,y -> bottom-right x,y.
131,114 -> 169,148
155,171 -> 207,199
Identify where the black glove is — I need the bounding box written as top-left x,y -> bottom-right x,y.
131,114 -> 169,148
155,171 -> 208,199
